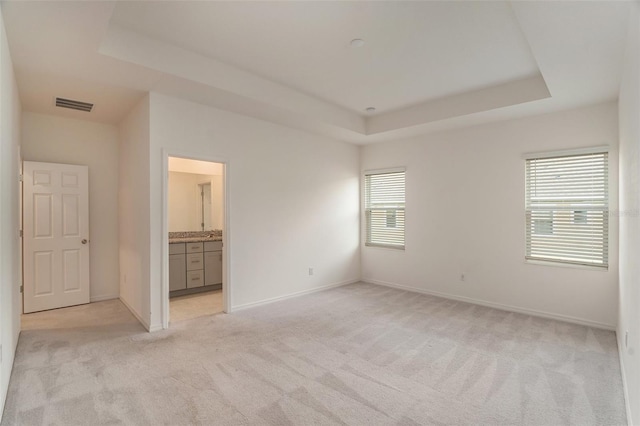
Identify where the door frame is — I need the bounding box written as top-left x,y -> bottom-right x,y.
160,150 -> 230,329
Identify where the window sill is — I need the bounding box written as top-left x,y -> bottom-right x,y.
365,243 -> 405,251
524,259 -> 608,272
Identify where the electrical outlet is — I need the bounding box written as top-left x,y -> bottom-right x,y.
308,267 -> 314,276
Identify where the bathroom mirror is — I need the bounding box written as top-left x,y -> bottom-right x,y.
168,171 -> 223,232
167,157 -> 224,232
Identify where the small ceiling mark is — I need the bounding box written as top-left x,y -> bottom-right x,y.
55,97 -> 94,112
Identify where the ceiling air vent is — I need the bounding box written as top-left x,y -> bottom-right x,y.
55,97 -> 93,112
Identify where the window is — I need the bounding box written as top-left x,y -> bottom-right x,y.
533,210 -> 553,235
364,169 -> 405,249
525,149 -> 608,268
386,210 -> 397,228
573,210 -> 588,224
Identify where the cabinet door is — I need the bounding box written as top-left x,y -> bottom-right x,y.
169,254 -> 186,291
204,251 -> 222,286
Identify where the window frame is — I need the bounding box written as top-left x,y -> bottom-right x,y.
523,146 -> 609,269
363,167 -> 406,250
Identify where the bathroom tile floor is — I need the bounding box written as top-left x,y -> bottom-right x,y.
170,289 -> 223,323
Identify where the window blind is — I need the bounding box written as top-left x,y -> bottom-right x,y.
525,151 -> 608,268
364,169 -> 405,249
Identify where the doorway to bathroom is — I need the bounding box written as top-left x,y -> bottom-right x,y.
164,156 -> 227,325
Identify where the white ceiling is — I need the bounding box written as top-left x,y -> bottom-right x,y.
1,1 -> 632,144
168,157 -> 223,176
110,1 -> 540,115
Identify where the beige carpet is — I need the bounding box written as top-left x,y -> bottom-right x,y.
170,290 -> 224,323
1,282 -> 626,425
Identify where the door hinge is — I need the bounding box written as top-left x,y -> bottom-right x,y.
19,229 -> 23,238
18,174 -> 23,182
19,285 -> 23,293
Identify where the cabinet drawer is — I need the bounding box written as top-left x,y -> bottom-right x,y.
169,243 -> 185,255
186,242 -> 203,253
186,253 -> 203,271
187,270 -> 204,288
204,241 -> 223,252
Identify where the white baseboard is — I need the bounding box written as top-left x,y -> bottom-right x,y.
363,278 -> 616,331
90,294 -> 119,303
230,278 -> 359,312
0,329 -> 19,423
617,330 -> 633,426
119,296 -> 151,331
148,323 -> 163,332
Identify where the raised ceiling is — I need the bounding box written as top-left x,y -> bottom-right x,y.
110,1 -> 541,114
1,1 -> 632,144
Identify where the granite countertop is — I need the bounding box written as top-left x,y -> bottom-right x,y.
169,231 -> 222,244
169,236 -> 222,243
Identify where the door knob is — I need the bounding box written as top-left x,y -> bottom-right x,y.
81,239 -> 88,244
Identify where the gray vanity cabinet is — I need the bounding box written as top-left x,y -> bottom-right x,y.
185,242 -> 204,288
169,243 -> 187,291
204,241 -> 222,286
170,241 -> 222,293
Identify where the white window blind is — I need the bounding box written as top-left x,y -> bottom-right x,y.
525,150 -> 608,268
364,169 -> 405,249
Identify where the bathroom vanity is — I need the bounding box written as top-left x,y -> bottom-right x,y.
169,232 -> 222,297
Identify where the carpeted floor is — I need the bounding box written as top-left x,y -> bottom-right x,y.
1,282 -> 626,425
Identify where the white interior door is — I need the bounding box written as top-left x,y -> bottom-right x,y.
23,161 -> 90,313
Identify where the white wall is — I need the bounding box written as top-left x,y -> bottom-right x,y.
21,112 -> 119,302
618,3 -> 640,423
168,171 -> 218,232
211,175 -> 223,230
149,92 -> 361,329
118,95 -> 151,329
361,102 -> 619,329
0,4 -> 21,420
